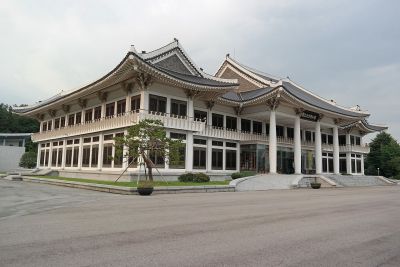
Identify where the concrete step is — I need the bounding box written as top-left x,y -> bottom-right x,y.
325,175 -> 392,187
231,174 -> 302,191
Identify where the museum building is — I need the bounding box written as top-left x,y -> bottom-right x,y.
15,39 -> 387,180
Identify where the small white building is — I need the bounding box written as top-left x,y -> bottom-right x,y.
14,39 -> 387,181
0,133 -> 32,171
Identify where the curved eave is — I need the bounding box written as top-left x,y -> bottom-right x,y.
341,120 -> 388,133
15,52 -> 239,116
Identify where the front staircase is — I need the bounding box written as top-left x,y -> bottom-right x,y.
230,174 -> 303,191
324,174 -> 393,187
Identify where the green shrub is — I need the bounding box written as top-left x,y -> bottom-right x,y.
19,151 -> 37,169
231,171 -> 257,180
392,174 -> 400,180
178,173 -> 210,183
137,180 -> 154,188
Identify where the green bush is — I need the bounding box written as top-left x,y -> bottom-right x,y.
19,151 -> 37,168
178,173 -> 210,183
392,174 -> 400,180
231,171 -> 257,180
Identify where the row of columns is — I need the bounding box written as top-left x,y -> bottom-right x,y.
268,110 -> 341,175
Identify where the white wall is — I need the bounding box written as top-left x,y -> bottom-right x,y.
0,146 -> 26,171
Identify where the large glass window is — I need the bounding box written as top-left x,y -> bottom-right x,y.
171,99 -> 187,117
117,99 -> 126,115
339,135 -> 346,145
276,126 -> 284,137
60,117 -> 66,128
253,121 -> 262,134
226,116 -> 237,130
149,95 -> 167,114
75,112 -> 81,124
72,148 -> 79,167
91,145 -> 99,167
149,150 -> 165,168
105,103 -> 115,117
169,145 -> 186,169
241,119 -> 251,132
82,146 -> 90,167
131,95 -> 141,111
194,110 -> 207,122
54,118 -> 60,129
212,149 -> 223,170
66,148 -> 72,166
305,131 -> 312,141
51,150 -> 57,167
94,106 -> 102,120
193,147 -> 206,169
85,109 -> 93,122
103,145 -> 113,167
287,127 -> 294,139
226,150 -> 237,170
57,148 -> 63,166
68,114 -> 75,126
212,113 -> 224,128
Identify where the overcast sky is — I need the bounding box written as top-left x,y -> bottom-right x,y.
1,0 -> 399,141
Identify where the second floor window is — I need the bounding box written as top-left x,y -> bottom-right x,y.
117,99 -> 126,115
194,110 -> 207,122
241,119 -> 251,132
68,114 -> 75,126
212,113 -> 224,128
131,95 -> 141,111
253,121 -> 262,134
171,99 -> 187,117
149,95 -> 166,114
226,116 -> 237,130
106,103 -> 115,117
94,106 -> 102,120
85,109 -> 93,122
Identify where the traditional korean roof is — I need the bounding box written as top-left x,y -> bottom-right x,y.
341,119 -> 388,133
14,40 -> 239,115
217,56 -> 371,119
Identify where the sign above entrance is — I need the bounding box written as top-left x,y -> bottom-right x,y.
300,110 -> 320,122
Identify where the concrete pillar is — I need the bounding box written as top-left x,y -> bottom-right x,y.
206,138 -> 212,172
346,133 -> 351,174
36,144 -> 41,168
48,142 -> 53,168
101,102 -> 106,118
78,137 -> 83,170
98,133 -> 104,171
294,115 -> 301,174
61,139 -> 66,169
361,154 -> 365,175
333,126 -> 340,174
186,132 -> 193,171
122,129 -> 129,169
237,117 -> 242,132
236,145 -> 240,172
315,121 -> 322,174
126,95 -> 131,113
269,110 -> 277,174
187,97 -> 194,118
166,97 -> 171,115
140,90 -> 149,112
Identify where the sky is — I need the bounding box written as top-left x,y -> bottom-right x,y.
0,0 -> 399,141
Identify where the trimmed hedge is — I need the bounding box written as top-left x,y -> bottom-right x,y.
19,151 -> 37,169
178,173 -> 210,183
231,171 -> 257,180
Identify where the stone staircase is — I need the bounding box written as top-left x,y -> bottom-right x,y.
324,174 -> 393,187
230,174 -> 303,191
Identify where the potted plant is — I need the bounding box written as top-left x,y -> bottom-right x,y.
137,179 -> 154,196
310,177 -> 321,189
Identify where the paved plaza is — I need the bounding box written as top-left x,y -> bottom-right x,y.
0,180 -> 399,266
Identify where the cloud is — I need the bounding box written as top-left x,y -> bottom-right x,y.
0,0 -> 399,140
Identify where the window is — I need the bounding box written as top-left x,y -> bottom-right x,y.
75,112 -> 81,124
103,145 -> 113,167
66,148 -> 72,166
149,150 -> 165,168
40,150 -> 45,166
60,117 -> 65,128
170,132 -> 186,140
114,143 -> 123,168
117,99 -> 126,115
149,95 -> 167,114
356,137 -> 361,146
131,95 -> 141,111
339,135 -> 346,145
253,121 -> 262,134
193,147 -> 206,169
57,148 -> 63,166
194,138 -> 207,145
328,135 -> 333,145
42,122 -> 47,132
212,149 -> 223,170
92,136 -> 99,142
106,103 -> 115,117
226,116 -> 237,130
83,137 -> 91,143
266,123 -> 270,135
47,121 -> 52,131
212,140 -> 223,146
104,134 -> 113,141
306,131 -> 312,141
171,99 -> 187,117
94,106 -> 102,120
85,109 -> 93,122
226,150 -> 237,170
55,118 -> 60,129
72,148 -> 79,167
287,127 -> 294,139
276,126 -> 284,137
194,110 -> 207,122
82,146 -> 90,167
322,134 -> 327,144
68,114 -> 75,126
74,139 -> 80,144
51,150 -> 57,167
169,145 -> 185,169
212,113 -> 224,128
91,145 -> 99,167
241,119 -> 251,132
226,142 -> 237,148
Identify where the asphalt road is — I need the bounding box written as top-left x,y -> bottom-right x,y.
0,180 -> 399,267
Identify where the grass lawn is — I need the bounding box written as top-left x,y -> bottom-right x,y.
34,176 -> 231,187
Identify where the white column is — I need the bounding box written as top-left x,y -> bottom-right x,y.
61,139 -> 66,169
40,122 -> 43,133
346,133 -> 351,174
237,117 -> 241,132
294,115 -> 301,174
101,102 -> 106,118
126,95 -> 131,113
207,139 -> 213,172
315,121 -> 322,174
2,138 -> 5,146
140,90 -> 149,112
122,129 -> 129,169
207,110 -> 212,126
78,137 -> 83,170
98,133 -> 104,171
48,142 -> 53,168
36,144 -> 41,168
269,110 -> 277,174
186,132 -> 193,171
187,97 -> 194,118
361,154 -> 365,175
261,121 -> 266,135
166,97 -> 171,115
236,145 -> 240,172
333,126 -> 340,174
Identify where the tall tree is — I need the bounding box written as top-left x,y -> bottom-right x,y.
0,103 -> 39,133
365,132 -> 400,178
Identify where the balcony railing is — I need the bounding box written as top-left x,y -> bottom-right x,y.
339,144 -> 370,154
32,110 -> 205,142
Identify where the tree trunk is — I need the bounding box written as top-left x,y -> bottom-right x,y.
142,154 -> 155,182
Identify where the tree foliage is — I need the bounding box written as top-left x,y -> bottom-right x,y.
114,119 -> 183,181
365,132 -> 400,178
0,103 -> 39,133
19,151 -> 37,169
